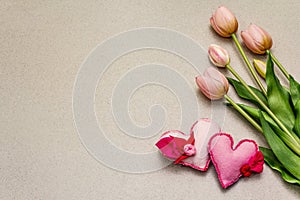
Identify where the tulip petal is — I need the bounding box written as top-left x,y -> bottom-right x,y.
241,30 -> 265,54
210,16 -> 228,37
208,44 -> 230,67
251,24 -> 273,50
196,75 -> 226,100
249,25 -> 265,45
204,67 -> 229,93
196,67 -> 228,100
241,24 -> 273,54
260,28 -> 273,49
215,7 -> 237,35
210,6 -> 238,37
253,59 -> 266,78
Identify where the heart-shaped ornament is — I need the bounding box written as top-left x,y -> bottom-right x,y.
208,133 -> 264,188
156,118 -> 221,171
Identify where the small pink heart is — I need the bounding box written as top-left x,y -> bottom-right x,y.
156,118 -> 221,171
208,133 -> 263,188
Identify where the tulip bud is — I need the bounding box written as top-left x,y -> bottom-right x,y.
208,44 -> 230,67
210,6 -> 238,37
241,24 -> 273,54
196,67 -> 229,100
253,59 -> 266,78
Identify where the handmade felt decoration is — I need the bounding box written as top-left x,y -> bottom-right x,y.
208,133 -> 264,188
155,119 -> 264,189
155,118 -> 221,171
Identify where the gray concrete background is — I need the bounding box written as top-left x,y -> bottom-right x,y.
1,0 -> 300,199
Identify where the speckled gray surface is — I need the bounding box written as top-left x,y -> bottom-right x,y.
1,0 -> 300,199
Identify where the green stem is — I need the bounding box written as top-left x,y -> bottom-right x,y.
225,95 -> 263,133
231,33 -> 267,97
225,64 -> 300,150
267,50 -> 290,79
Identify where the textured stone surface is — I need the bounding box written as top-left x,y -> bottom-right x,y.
1,0 -> 300,199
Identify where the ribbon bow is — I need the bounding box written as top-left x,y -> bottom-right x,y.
240,151 -> 264,177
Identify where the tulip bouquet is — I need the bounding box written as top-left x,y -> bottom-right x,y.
196,6 -> 300,185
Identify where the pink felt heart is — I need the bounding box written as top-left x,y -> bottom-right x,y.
156,118 -> 221,171
208,133 -> 263,188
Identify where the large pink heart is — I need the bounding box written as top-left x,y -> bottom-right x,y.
156,118 -> 221,171
208,133 -> 262,188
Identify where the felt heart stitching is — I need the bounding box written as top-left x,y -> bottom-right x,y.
156,118 -> 221,171
208,133 -> 264,188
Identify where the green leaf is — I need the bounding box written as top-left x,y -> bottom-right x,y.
260,113 -> 300,180
259,147 -> 300,185
227,77 -> 268,106
266,54 -> 295,130
289,75 -> 300,106
268,121 -> 300,156
294,100 -> 300,137
241,104 -> 300,154
238,104 -> 276,128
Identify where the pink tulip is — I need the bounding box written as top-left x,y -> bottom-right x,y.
208,44 -> 230,67
210,6 -> 238,37
241,24 -> 273,54
196,67 -> 229,100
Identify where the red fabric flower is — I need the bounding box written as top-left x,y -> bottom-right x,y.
240,151 -> 264,177
248,151 -> 264,173
240,164 -> 252,177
